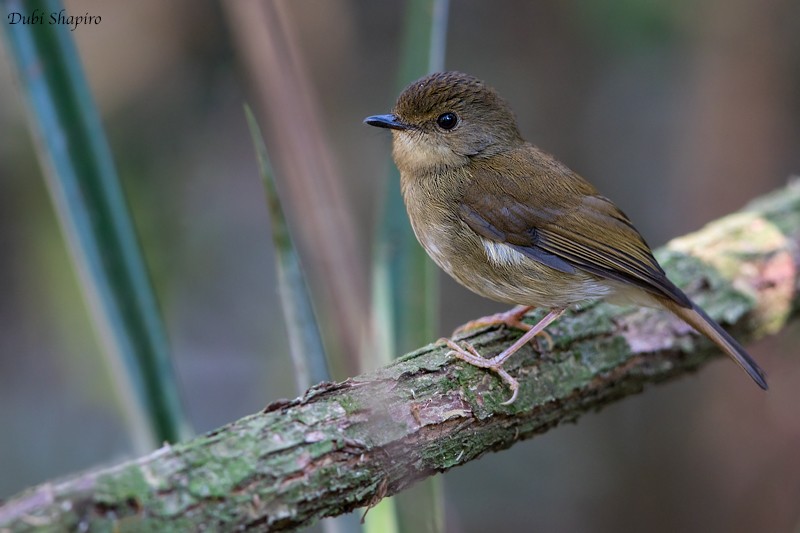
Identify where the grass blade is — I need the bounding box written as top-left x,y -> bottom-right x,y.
223,0 -> 369,379
1,0 -> 188,450
246,102 -> 360,533
244,105 -> 331,390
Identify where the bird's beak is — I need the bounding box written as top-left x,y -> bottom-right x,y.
363,114 -> 411,131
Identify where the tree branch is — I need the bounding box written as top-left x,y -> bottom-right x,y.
2,182 -> 799,531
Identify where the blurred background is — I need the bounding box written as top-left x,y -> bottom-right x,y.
1,0 -> 799,531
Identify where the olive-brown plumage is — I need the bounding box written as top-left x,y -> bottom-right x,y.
365,71 -> 767,403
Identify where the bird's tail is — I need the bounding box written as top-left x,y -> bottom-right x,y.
661,299 -> 768,390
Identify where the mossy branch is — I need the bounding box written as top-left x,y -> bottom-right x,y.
2,182 -> 799,532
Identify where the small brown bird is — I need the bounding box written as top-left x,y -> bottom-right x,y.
365,71 -> 767,404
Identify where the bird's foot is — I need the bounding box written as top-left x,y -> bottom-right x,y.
454,305 -> 532,333
441,338 -> 520,405
442,307 -> 567,405
453,305 -> 553,351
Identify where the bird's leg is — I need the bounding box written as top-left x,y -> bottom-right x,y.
454,304 -> 533,333
443,308 -> 566,405
453,305 -> 553,351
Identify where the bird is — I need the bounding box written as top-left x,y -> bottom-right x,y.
364,71 -> 767,404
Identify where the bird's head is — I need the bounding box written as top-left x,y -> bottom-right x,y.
365,71 -> 523,173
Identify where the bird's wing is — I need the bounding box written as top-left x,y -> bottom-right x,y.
459,166 -> 691,308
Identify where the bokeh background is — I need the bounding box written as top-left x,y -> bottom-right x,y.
2,1 -> 800,531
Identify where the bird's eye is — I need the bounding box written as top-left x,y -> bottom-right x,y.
436,112 -> 458,130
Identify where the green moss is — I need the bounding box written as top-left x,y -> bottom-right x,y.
665,211 -> 788,284
186,456 -> 252,498
571,335 -> 630,375
746,180 -> 800,235
154,488 -> 198,518
94,464 -> 153,507
294,401 -> 346,426
335,394 -> 361,415
93,515 -> 195,533
552,306 -> 616,347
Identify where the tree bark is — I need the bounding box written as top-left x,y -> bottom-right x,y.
2,181 -> 799,532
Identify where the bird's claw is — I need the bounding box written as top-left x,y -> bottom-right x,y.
440,338 -> 520,404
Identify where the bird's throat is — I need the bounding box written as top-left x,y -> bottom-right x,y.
391,130 -> 469,175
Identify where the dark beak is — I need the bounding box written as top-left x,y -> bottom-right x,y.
363,114 -> 410,131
